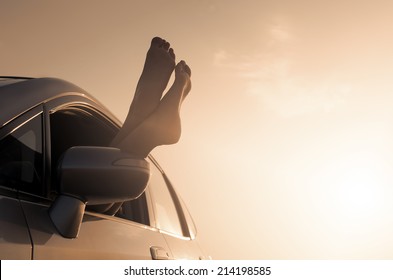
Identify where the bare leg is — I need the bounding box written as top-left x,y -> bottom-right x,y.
115,61 -> 192,157
111,37 -> 175,146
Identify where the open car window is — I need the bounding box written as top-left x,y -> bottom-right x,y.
49,105 -> 152,226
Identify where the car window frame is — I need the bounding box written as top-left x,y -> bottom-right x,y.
44,96 -> 157,228
146,156 -> 195,240
44,96 -> 119,196
0,104 -> 46,199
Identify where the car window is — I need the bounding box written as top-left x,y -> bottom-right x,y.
148,161 -> 184,236
49,105 -> 151,225
0,114 -> 43,196
50,107 -> 117,168
49,106 -> 117,187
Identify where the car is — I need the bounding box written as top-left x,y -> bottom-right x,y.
0,76 -> 207,260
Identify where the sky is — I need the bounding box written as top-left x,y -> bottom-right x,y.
2,0 -> 393,259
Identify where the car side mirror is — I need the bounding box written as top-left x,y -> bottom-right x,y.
49,146 -> 150,238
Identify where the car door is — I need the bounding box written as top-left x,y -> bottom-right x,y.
21,97 -> 171,259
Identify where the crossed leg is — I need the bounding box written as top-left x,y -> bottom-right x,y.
111,37 -> 191,158
111,37 -> 176,147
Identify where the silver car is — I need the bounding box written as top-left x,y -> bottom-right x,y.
0,77 -> 206,260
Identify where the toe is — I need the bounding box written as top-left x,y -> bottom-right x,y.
162,41 -> 170,51
175,61 -> 185,72
177,61 -> 191,77
184,64 -> 191,77
169,48 -> 176,60
151,37 -> 163,47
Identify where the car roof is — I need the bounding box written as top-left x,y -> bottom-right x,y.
0,77 -> 119,127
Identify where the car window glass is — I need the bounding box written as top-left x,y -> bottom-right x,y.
115,193 -> 150,226
149,162 -> 183,236
0,114 -> 43,196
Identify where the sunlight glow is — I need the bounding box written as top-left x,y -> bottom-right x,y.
334,162 -> 384,220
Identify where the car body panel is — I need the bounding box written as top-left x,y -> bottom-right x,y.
162,233 -> 205,260
20,200 -> 172,260
0,194 -> 32,259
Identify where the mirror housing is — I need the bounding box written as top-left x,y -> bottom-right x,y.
49,146 -> 150,238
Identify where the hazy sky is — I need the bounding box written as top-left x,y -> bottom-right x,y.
2,0 -> 393,259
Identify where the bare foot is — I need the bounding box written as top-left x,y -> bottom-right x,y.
112,37 -> 175,146
154,60 -> 192,143
116,61 -> 192,157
